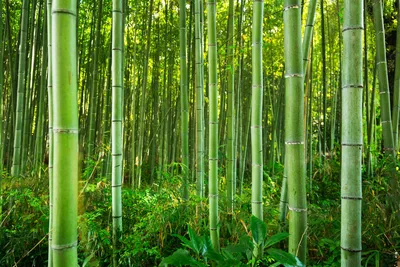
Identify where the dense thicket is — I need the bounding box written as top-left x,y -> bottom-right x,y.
0,0 -> 399,266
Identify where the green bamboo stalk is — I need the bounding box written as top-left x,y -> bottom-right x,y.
195,0 -> 204,198
137,0 -> 153,188
112,0 -> 124,264
226,0 -> 235,214
251,0 -> 264,257
372,0 -> 399,212
373,0 -> 395,156
280,0 -> 317,225
320,0 -> 327,160
0,0 -> 4,222
51,0 -> 78,264
179,0 -> 189,200
367,60 -> 377,178
302,0 -> 317,75
87,0 -> 103,160
341,0 -> 363,265
283,0 -> 307,263
47,0 -> 53,263
11,0 -> 29,177
207,0 -> 219,252
392,0 -> 400,150
34,9 -> 47,171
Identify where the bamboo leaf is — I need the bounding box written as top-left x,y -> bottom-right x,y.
172,234 -> 196,252
188,226 -> 204,255
266,248 -> 299,266
264,232 -> 289,248
159,249 -> 206,267
250,215 -> 266,245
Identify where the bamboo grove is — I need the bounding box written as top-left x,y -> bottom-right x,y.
0,0 -> 400,266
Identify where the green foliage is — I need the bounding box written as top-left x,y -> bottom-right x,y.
1,154 -> 399,266
160,216 -> 302,267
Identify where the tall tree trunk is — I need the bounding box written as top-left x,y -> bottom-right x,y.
137,0 -> 153,188
195,0 -> 204,198
179,0 -> 189,200
251,0 -> 264,257
51,0 -> 79,264
226,0 -> 235,214
283,0 -> 307,263
320,0 -> 327,159
302,0 -> 317,74
392,0 -> 400,150
11,0 -> 29,177
373,0 -> 399,213
111,0 -> 124,264
340,0 -> 363,265
0,0 -> 4,222
46,0 -> 53,263
207,0 -> 219,251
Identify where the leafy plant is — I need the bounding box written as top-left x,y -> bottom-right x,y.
159,216 -> 303,267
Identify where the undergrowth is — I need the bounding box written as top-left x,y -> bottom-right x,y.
0,155 -> 399,266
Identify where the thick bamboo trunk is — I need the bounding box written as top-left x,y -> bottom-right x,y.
283,0 -> 307,263
111,0 -> 124,264
251,0 -> 264,257
341,0 -> 363,265
51,0 -> 79,264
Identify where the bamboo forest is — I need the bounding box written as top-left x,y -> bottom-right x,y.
1,0 -> 400,266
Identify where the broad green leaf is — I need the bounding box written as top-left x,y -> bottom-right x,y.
82,253 -> 94,267
159,249 -> 206,267
188,226 -> 204,255
205,249 -> 225,262
264,232 -> 289,248
266,248 -> 297,266
203,235 -> 213,255
224,243 -> 250,254
250,215 -> 267,245
172,234 -> 196,252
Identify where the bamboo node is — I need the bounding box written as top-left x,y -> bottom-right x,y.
53,128 -> 79,134
52,9 -> 77,16
341,143 -> 363,147
381,120 -> 391,124
251,201 -> 263,204
283,5 -> 300,11
341,246 -> 362,253
251,163 -> 262,167
341,196 -> 362,200
288,206 -> 307,212
209,158 -> 218,161
52,241 -> 78,251
112,215 -> 122,218
285,73 -> 303,78
342,26 -> 364,32
377,61 -> 386,65
285,141 -> 304,145
379,91 -> 388,95
209,194 -> 219,197
342,84 -> 363,89
111,184 -> 122,187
